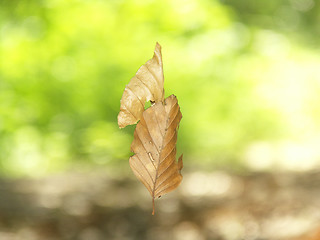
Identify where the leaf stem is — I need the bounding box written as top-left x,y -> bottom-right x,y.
152,197 -> 155,215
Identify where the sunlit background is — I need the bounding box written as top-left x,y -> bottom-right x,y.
0,0 -> 320,239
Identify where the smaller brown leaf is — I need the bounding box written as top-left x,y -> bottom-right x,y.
118,43 -> 164,128
129,95 -> 183,215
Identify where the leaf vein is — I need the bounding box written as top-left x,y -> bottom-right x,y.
155,171 -> 179,191
157,160 -> 175,179
160,146 -> 175,164
139,120 -> 161,155
167,106 -> 180,130
156,180 -> 181,197
145,64 -> 160,88
135,154 -> 155,184
136,75 -> 155,100
135,132 -> 156,169
130,159 -> 153,192
126,86 -> 145,109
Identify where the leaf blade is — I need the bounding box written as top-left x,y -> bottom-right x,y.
118,43 -> 164,128
129,95 -> 183,214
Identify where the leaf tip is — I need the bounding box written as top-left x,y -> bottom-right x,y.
154,42 -> 162,60
155,42 -> 161,49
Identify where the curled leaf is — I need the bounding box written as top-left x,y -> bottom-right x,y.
118,43 -> 183,215
118,43 -> 164,128
129,95 -> 183,215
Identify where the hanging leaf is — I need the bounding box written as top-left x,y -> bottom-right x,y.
129,95 -> 183,215
118,43 -> 164,128
118,43 -> 183,215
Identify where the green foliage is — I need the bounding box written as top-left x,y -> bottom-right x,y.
0,0 -> 319,176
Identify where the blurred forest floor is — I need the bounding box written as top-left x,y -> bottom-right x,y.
0,169 -> 320,240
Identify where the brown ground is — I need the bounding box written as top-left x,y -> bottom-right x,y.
0,169 -> 319,240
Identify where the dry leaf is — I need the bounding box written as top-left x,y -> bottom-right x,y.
118,43 -> 183,215
118,43 -> 164,128
129,95 -> 183,215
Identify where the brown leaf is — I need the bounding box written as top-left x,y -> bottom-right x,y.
117,43 -> 164,128
129,95 -> 183,215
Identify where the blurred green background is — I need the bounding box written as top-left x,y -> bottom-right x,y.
1,0 -> 320,177
1,1 -> 320,240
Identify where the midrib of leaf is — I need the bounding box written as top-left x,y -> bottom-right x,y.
151,105 -> 173,215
